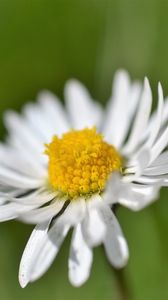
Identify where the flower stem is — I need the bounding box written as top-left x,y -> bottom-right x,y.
113,267 -> 131,300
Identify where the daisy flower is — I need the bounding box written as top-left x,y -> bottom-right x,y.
0,70 -> 167,288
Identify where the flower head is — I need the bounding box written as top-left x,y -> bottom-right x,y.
45,127 -> 122,198
0,70 -> 167,287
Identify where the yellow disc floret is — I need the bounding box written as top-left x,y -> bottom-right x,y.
45,127 -> 122,199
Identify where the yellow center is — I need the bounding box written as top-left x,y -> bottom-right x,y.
45,127 -> 122,199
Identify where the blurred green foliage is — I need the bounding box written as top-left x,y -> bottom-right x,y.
0,0 -> 168,299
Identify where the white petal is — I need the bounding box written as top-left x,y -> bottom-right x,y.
103,70 -> 130,144
0,200 -> 50,216
65,80 -> 102,129
23,103 -> 55,142
118,183 -> 160,211
128,83 -> 164,170
144,83 -> 164,148
143,164 -> 168,176
149,126 -> 168,164
162,177 -> 168,186
68,223 -> 93,287
124,149 -> 151,181
103,173 -> 123,205
2,191 -> 58,216
0,203 -> 17,221
4,111 -> 43,153
11,189 -> 57,206
103,70 -> 141,148
37,91 -> 70,137
81,196 -> 106,247
145,96 -> 168,140
123,78 -> 152,155
0,166 -> 43,189
103,173 -> 160,211
0,188 -> 22,197
4,111 -> 47,167
0,197 -> 6,205
135,175 -> 163,185
2,141 -> 46,175
99,205 -> 129,268
58,198 -> 86,226
19,220 -> 69,287
19,221 -> 49,288
151,151 -> 168,166
0,144 -> 46,178
19,199 -> 65,224
30,222 -> 69,282
161,97 -> 168,125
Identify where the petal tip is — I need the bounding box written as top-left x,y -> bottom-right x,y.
19,273 -> 29,288
158,82 -> 163,97
144,77 -> 150,88
68,272 -> 89,288
64,79 -> 86,100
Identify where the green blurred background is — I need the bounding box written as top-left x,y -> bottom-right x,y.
0,0 -> 168,299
